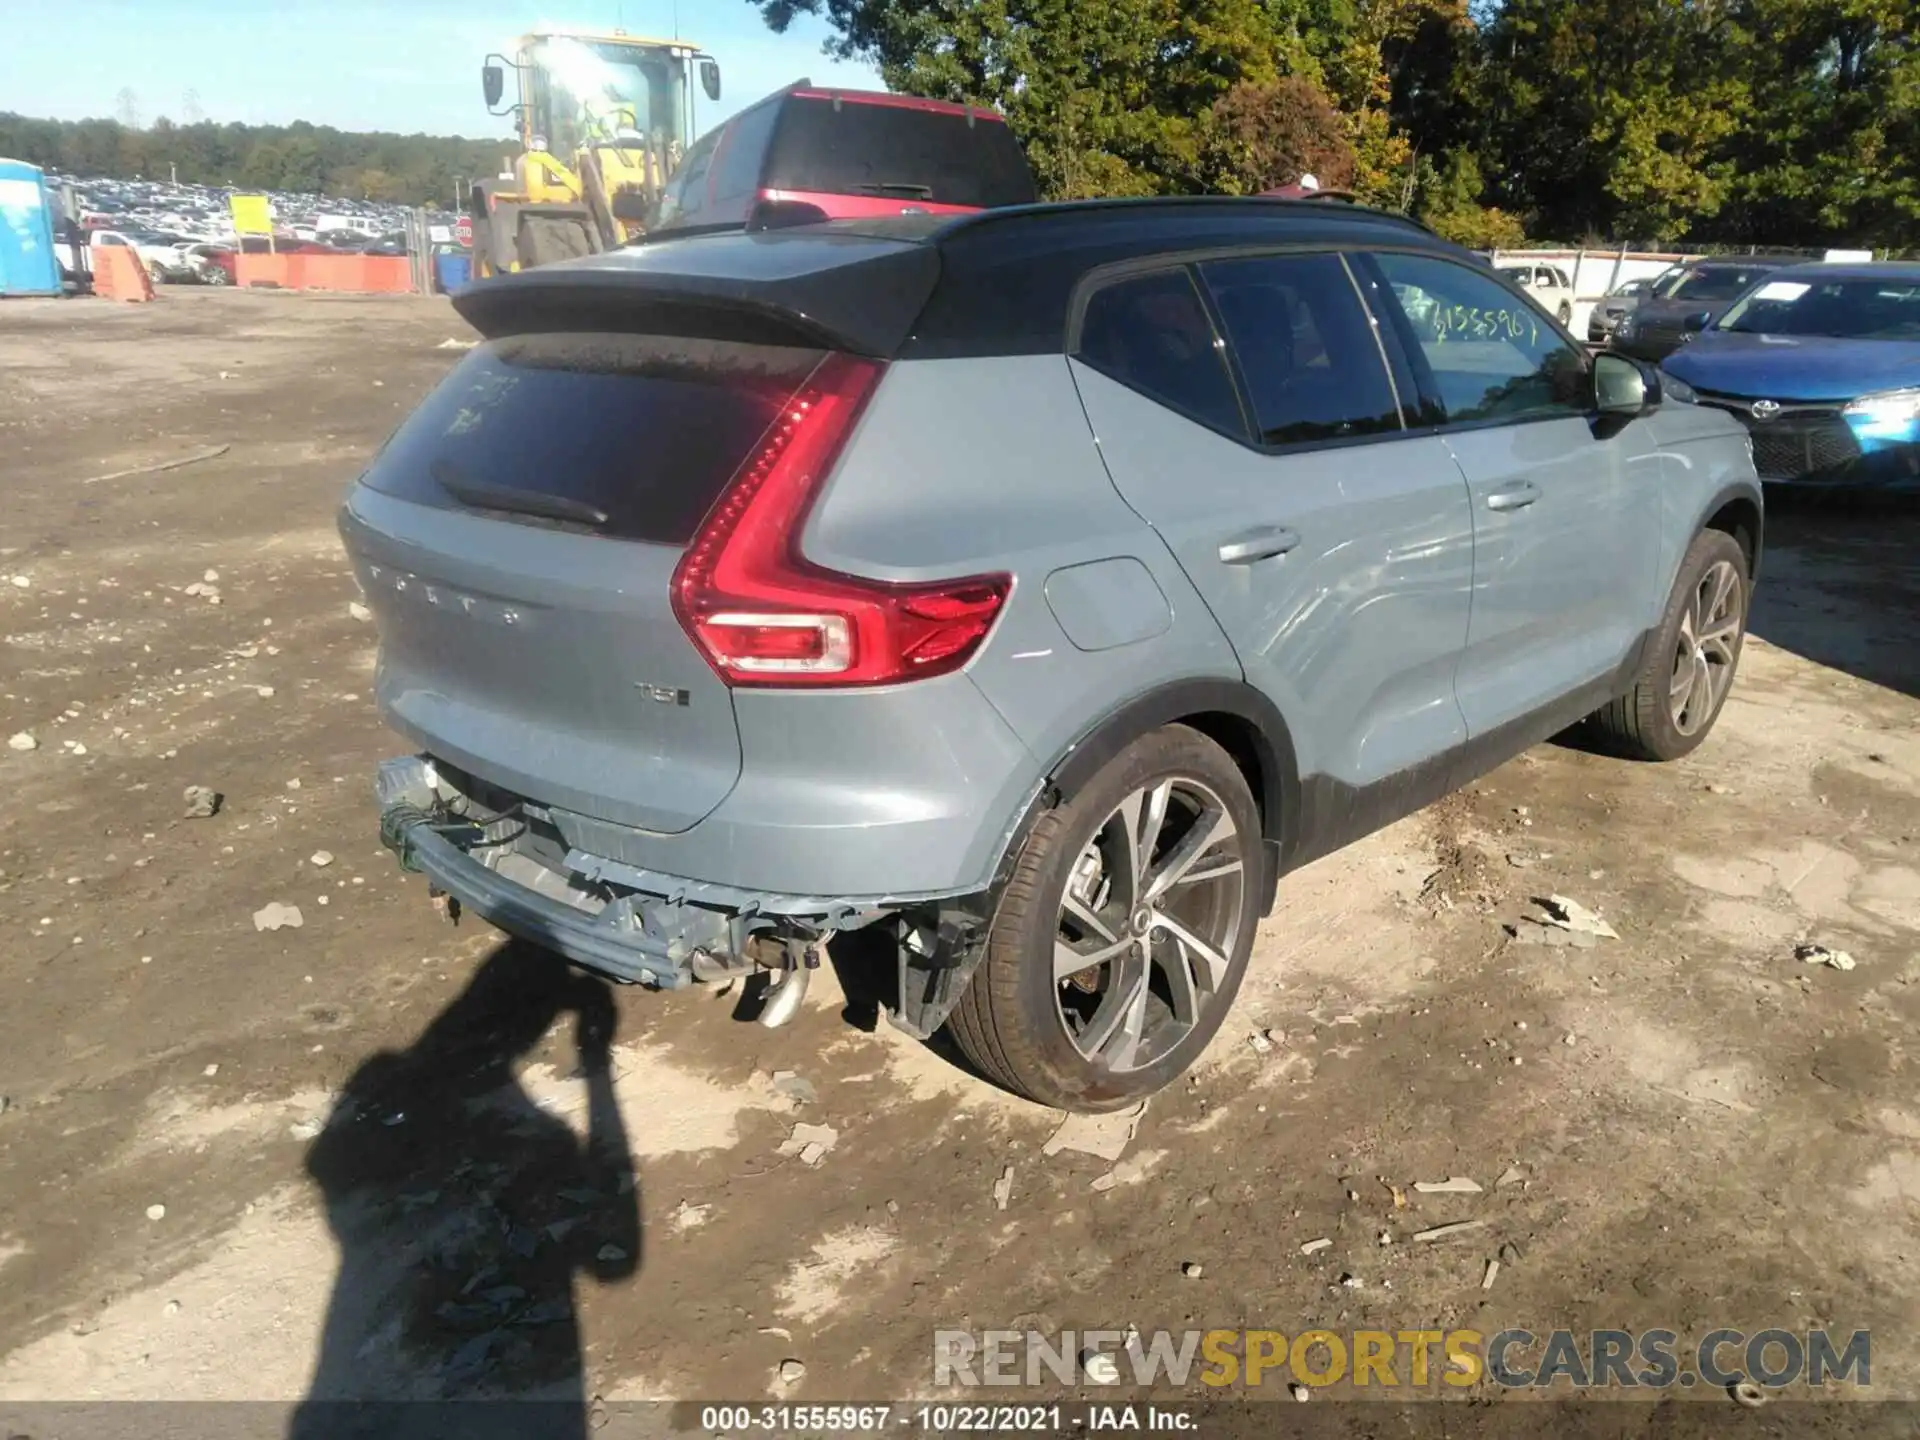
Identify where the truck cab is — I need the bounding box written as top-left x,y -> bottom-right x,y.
649,83 -> 1037,237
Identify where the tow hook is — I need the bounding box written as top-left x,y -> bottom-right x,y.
381,803 -> 483,874
380,803 -> 435,872
759,937 -> 826,1029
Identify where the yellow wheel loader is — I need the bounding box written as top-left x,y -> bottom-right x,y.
469,29 -> 721,278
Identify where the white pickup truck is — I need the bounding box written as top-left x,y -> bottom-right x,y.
89,229 -> 196,283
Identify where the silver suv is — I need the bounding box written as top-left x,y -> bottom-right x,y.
340,199 -> 1762,1111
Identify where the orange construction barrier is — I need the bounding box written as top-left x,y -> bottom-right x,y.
236,252 -> 414,294
89,243 -> 155,303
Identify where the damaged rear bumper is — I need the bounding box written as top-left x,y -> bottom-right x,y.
381,806 -> 699,988
372,756 -> 975,1024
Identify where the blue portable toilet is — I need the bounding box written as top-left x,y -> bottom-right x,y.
0,159 -> 61,297
433,246 -> 473,295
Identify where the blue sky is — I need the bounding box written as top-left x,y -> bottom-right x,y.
0,0 -> 885,138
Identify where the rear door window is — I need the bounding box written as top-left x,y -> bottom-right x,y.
361,335 -> 823,545
1074,268 -> 1245,437
1199,253 -> 1402,447
764,96 -> 1037,208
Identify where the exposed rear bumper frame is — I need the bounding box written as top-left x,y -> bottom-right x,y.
382,804 -> 697,988
373,754 -> 1002,1036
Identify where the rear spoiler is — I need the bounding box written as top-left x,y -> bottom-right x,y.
450,238 -> 942,358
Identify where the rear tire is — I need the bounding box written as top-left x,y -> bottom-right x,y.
946,725 -> 1262,1112
1558,301 -> 1574,325
1587,529 -> 1748,761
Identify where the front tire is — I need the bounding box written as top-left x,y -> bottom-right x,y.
1587,529 -> 1748,761
946,725 -> 1262,1111
1558,301 -> 1574,325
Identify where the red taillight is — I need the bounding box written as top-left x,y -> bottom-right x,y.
670,353 -> 1011,688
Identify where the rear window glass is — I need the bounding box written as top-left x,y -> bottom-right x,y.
1719,276 -> 1920,340
764,97 -> 1037,209
711,99 -> 780,203
656,129 -> 721,225
361,335 -> 823,545
1660,265 -> 1778,301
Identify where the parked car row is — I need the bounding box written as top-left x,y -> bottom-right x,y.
1660,262 -> 1920,491
1553,248 -> 1920,491
65,174 -> 438,249
1586,275 -> 1657,342
51,173 -> 455,290
1610,257 -> 1806,362
86,228 -> 233,285
82,228 -> 416,286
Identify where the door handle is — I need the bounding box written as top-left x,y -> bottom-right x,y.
1485,481 -> 1540,512
1217,527 -> 1300,565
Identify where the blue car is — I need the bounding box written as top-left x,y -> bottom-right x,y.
1660,262 -> 1920,490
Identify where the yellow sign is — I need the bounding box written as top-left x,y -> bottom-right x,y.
228,193 -> 273,236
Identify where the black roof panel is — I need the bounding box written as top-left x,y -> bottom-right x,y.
459,197 -> 1470,360
904,197 -> 1469,358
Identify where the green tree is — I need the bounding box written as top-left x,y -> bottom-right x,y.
1417,148 -> 1527,246
748,0 -> 1293,197
1472,0 -> 1749,241
1719,0 -> 1919,248
275,136 -> 326,193
1205,76 -> 1357,194
746,0 -> 1481,208
0,111 -> 509,207
353,167 -> 405,202
240,140 -> 286,191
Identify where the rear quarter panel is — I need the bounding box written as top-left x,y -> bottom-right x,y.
803,355 -> 1245,776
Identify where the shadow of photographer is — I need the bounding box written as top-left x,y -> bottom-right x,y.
289,943 -> 639,1439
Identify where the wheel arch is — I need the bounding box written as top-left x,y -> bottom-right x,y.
1695,481 -> 1764,588
1019,678 -> 1301,915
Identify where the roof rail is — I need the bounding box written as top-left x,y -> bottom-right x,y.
931,194 -> 1440,242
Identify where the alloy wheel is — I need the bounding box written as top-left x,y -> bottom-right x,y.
1669,558 -> 1742,736
1053,777 -> 1248,1074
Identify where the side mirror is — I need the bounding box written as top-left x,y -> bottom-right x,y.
700,59 -> 722,101
1682,310 -> 1711,332
482,63 -> 505,110
1594,352 -> 1655,417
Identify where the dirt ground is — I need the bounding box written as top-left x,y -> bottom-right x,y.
1,288 -> 1918,1427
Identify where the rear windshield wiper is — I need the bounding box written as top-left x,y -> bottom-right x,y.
853,181 -> 935,199
431,462 -> 610,527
